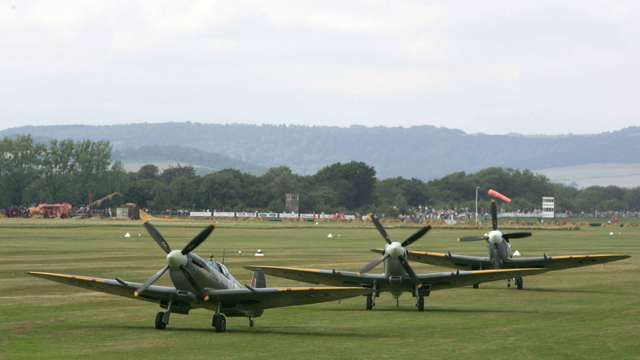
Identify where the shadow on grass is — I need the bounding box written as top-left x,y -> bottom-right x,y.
296,306 -> 539,314
518,287 -> 633,295
89,324 -> 380,338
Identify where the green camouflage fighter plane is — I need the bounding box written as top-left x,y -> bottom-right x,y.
381,197 -> 630,290
30,222 -> 371,332
247,215 -> 546,311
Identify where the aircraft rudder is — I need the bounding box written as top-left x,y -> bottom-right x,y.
250,269 -> 266,288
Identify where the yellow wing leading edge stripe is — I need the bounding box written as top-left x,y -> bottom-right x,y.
247,266 -> 325,274
550,254 -> 629,260
29,271 -> 108,283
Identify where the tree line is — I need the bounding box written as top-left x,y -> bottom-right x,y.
2,136 -> 640,214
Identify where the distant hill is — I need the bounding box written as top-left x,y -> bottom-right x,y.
3,123 -> 640,182
536,163 -> 640,188
112,145 -> 266,175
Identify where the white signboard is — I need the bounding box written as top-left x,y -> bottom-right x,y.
190,211 -> 212,217
542,197 -> 555,219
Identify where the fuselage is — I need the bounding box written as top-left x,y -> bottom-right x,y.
487,230 -> 511,268
167,251 -> 242,294
382,241 -> 412,297
167,252 -> 263,317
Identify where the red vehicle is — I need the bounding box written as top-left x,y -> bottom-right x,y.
29,203 -> 73,218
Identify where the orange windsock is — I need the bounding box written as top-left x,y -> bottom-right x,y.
487,189 -> 512,203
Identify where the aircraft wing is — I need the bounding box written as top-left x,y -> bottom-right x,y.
246,265 -> 545,292
373,248 -> 492,269
504,254 -> 630,270
29,271 -> 194,304
206,286 -> 371,310
245,266 -> 385,287
30,271 -> 370,313
419,268 -> 546,290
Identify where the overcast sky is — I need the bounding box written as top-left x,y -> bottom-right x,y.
1,1 -> 638,134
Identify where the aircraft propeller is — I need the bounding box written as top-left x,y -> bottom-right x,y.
360,214 -> 430,284
458,199 -> 531,243
134,222 -> 214,297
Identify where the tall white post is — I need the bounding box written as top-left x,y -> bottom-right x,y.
475,186 -> 480,225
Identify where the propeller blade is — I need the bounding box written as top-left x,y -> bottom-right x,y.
370,214 -> 392,244
401,226 -> 431,247
398,256 -> 417,282
134,265 -> 169,297
143,222 -> 172,254
182,225 -> 215,255
503,232 -> 532,240
360,255 -> 389,273
490,201 -> 498,230
458,235 -> 488,242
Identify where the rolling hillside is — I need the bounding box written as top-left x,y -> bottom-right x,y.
112,145 -> 265,175
536,163 -> 640,188
3,123 -> 640,183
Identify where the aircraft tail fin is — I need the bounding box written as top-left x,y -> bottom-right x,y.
249,269 -> 266,288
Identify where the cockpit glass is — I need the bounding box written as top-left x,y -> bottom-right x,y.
219,264 -> 230,276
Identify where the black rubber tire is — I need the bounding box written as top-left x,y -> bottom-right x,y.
220,316 -> 226,332
416,296 -> 425,312
516,277 -> 524,290
249,319 -> 255,328
473,283 -> 479,289
155,312 -> 167,330
366,295 -> 374,310
213,314 -> 226,332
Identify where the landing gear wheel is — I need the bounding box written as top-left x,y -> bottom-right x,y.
516,277 -> 523,290
155,312 -> 167,330
249,318 -> 255,328
507,280 -> 511,288
473,283 -> 479,289
416,296 -> 425,312
366,294 -> 374,310
212,314 -> 227,333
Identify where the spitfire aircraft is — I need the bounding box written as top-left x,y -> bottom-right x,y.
30,222 -> 371,332
390,190 -> 630,290
247,215 -> 546,311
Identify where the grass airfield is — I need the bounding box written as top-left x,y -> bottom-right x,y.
1,219 -> 639,359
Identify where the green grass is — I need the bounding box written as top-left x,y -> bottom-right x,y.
1,219 -> 639,359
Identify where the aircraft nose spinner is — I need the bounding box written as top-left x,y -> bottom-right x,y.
167,250 -> 188,269
488,231 -> 503,244
386,242 -> 405,258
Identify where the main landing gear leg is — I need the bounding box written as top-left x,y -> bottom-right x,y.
365,282 -> 377,310
415,286 -> 430,312
366,294 -> 375,310
212,303 -> 227,333
155,298 -> 173,330
416,295 -> 424,311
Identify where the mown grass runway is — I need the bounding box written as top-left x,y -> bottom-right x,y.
1,219 -> 639,359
